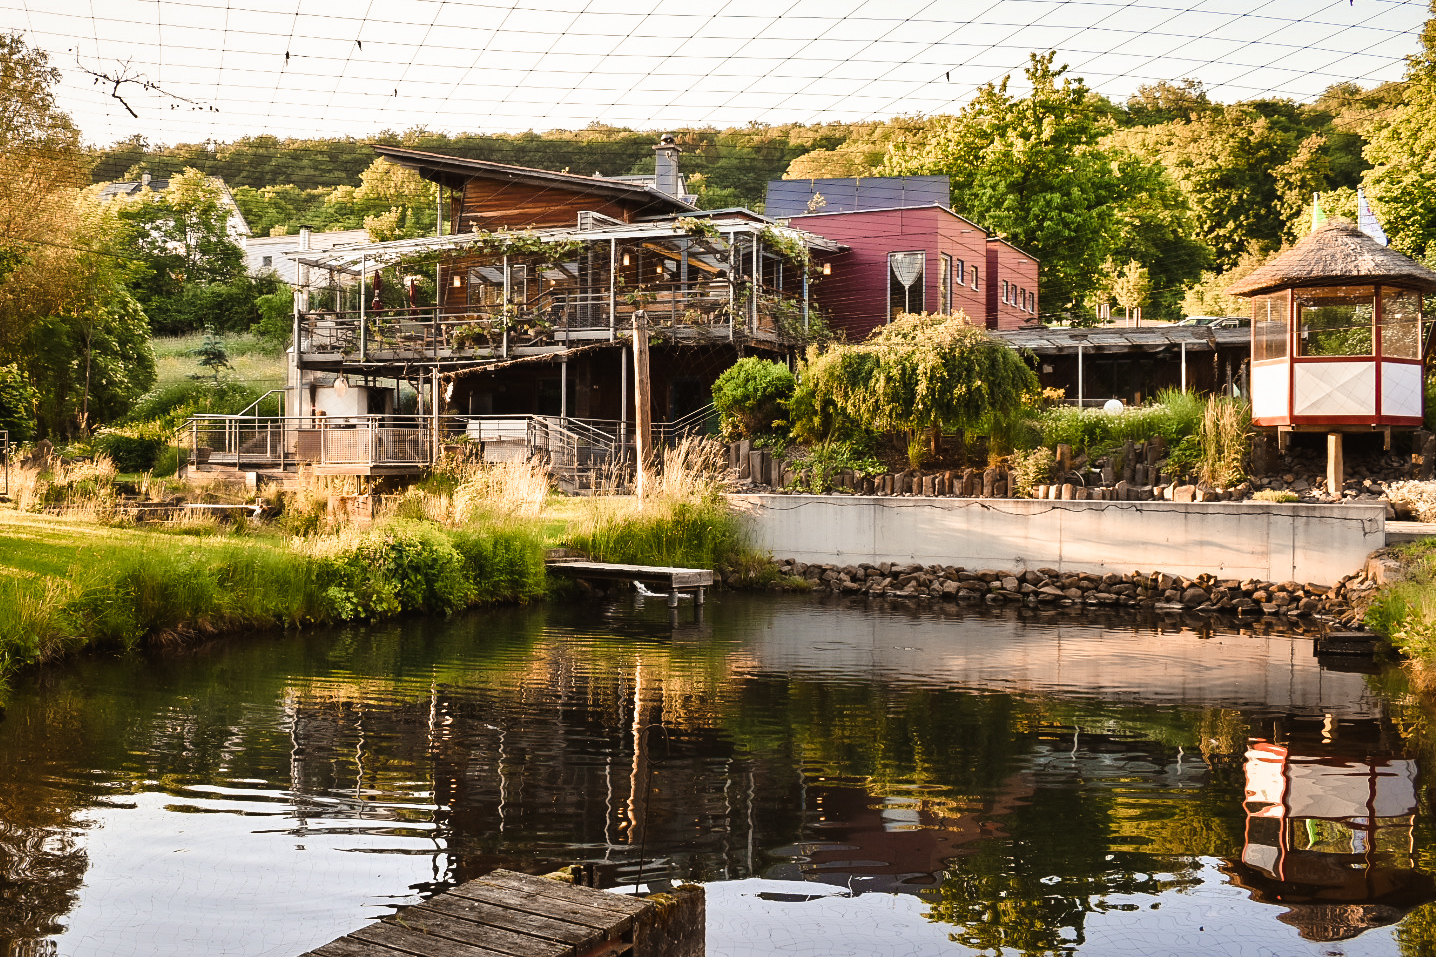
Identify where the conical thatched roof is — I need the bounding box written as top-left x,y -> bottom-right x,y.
1227,218 -> 1436,297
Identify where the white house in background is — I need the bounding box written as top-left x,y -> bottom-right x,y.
96,172 -> 252,240
243,227 -> 371,283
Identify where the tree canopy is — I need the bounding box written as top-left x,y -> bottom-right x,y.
797,313 -> 1037,467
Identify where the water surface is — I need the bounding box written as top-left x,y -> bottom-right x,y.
1,594 -> 1433,957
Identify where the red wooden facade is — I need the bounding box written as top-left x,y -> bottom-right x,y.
789,205 -> 1039,339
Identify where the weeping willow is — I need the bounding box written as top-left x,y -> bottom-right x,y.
798,312 -> 1036,467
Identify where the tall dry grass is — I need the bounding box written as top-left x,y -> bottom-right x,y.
567,437 -> 760,570
1197,395 -> 1250,488
9,455 -> 121,518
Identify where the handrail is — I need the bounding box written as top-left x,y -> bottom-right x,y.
235,389 -> 286,419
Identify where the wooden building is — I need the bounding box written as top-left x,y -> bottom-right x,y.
766,176 -> 1039,337
1228,218 -> 1436,433
187,138 -> 841,485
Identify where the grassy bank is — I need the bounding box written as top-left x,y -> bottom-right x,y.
0,442 -> 767,686
1365,541 -> 1436,689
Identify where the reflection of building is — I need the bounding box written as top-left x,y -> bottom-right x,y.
1231,721 -> 1435,941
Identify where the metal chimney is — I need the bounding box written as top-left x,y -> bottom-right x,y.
653,134 -> 683,199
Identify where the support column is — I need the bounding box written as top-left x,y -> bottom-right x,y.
1327,432 -> 1344,497
1180,341 -> 1187,392
1076,345 -> 1084,408
359,255 -> 368,362
633,311 -> 653,497
619,346 -> 628,450
560,358 -> 568,420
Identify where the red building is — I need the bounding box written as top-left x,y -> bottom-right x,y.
769,177 -> 1040,339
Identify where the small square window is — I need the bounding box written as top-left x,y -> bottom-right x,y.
261,255 -> 273,267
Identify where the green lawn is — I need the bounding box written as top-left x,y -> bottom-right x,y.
152,332 -> 287,394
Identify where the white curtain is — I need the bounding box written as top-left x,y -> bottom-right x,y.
890,252 -> 923,315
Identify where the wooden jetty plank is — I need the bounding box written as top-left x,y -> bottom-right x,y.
302,937 -> 407,957
349,921 -> 511,957
448,882 -> 634,933
419,894 -> 598,948
478,871 -> 649,917
544,561 -> 713,588
388,907 -> 571,957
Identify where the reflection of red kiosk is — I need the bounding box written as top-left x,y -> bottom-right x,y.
1233,737 -> 1434,941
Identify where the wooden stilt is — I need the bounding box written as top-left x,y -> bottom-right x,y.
1328,432 -> 1344,497
632,310 -> 653,498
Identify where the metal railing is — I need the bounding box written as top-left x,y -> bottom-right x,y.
298,281 -> 808,359
188,415 -> 431,471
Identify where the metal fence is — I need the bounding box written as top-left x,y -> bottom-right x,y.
0,430 -> 8,498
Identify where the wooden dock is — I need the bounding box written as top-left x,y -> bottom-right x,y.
300,869 -> 702,957
547,561 -> 714,607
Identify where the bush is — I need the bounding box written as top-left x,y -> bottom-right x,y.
124,381 -> 267,431
0,363 -> 37,441
311,520 -> 473,620
712,357 -> 796,439
94,424 -> 168,472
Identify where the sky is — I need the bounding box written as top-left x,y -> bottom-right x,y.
0,0 -> 1430,146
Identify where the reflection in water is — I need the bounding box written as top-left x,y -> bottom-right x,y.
0,595 -> 1434,957
1233,718 -> 1436,941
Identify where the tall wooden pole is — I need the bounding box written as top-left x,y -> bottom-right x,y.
632,309 -> 653,497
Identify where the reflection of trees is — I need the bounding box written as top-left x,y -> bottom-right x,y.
0,688 -> 93,950
924,788 -> 1194,955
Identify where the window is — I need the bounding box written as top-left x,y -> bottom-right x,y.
1001,280 -> 1008,304
971,266 -> 980,291
1296,285 -> 1374,357
1251,292 -> 1287,361
1382,287 -> 1422,359
954,259 -> 965,285
888,252 -> 924,320
940,254 -> 952,313
261,255 -> 273,268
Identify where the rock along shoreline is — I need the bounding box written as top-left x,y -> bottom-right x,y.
737,558 -> 1387,633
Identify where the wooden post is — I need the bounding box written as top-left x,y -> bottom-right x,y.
1328,432 -> 1344,497
633,310 -> 653,497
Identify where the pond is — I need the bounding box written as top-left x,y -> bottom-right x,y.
2,594 -> 1435,957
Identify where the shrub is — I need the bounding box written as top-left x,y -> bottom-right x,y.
712,357 -> 796,439
0,363 -> 37,441
1010,446 -> 1054,497
94,423 -> 168,473
125,381 -> 267,431
310,520 -> 472,620
1252,489 -> 1298,503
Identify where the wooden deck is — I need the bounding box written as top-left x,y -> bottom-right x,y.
300,869 -> 701,957
546,561 -> 714,607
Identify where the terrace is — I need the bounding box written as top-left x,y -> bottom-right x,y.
292,216 -> 840,372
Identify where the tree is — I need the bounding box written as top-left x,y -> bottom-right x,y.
882,53 -> 1176,316
1364,2 -> 1436,258
797,313 -> 1036,468
0,34 -> 155,437
1101,259 -> 1151,323
113,167 -> 245,333
191,326 -> 232,385
1110,104 -> 1330,270
711,358 -> 796,439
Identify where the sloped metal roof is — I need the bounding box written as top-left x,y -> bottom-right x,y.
994,325 -> 1248,355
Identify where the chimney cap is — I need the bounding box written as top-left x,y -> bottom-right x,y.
657,133 -> 678,148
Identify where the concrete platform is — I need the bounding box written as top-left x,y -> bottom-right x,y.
1387,521 -> 1436,544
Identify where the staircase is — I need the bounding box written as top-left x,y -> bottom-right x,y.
529,416 -> 629,495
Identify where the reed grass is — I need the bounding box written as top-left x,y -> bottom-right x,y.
567,438 -> 760,570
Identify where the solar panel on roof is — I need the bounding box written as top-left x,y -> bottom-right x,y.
764,176 -> 951,218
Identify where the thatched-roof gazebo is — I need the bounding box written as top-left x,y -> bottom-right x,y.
1228,218 -> 1436,489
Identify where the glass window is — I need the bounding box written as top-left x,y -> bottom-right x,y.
1296,285 -> 1374,357
889,252 -> 924,320
1382,287 -> 1422,359
1251,291 -> 1287,361
954,259 -> 965,285
971,266 -> 980,291
940,254 -> 952,313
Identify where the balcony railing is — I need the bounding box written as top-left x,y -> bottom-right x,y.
299,280 -> 807,360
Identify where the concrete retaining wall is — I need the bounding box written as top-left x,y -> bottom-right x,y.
732,495 -> 1386,585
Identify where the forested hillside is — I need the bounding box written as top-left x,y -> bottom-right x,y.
85,52 -> 1428,325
